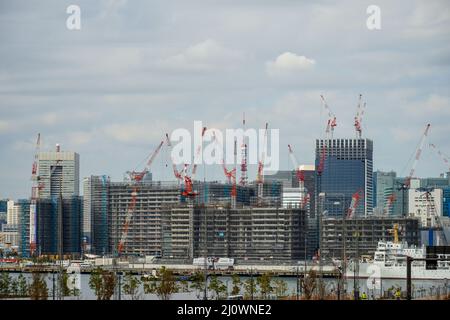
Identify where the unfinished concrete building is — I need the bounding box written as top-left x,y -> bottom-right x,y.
109,181 -> 180,257
320,216 -> 420,259
162,204 -> 307,263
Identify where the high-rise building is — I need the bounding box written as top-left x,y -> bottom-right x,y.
373,171 -> 397,215
408,188 -> 443,228
36,196 -> 82,257
6,200 -> 19,226
37,146 -> 80,199
315,138 -> 373,217
83,175 -> 110,255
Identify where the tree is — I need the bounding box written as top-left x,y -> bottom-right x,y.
208,275 -> 227,300
302,270 -> 317,300
17,274 -> 29,297
0,272 -> 11,298
29,272 -> 48,300
89,267 -> 116,300
257,273 -> 273,299
123,272 -> 141,300
231,274 -> 241,296
190,271 -> 205,299
10,278 -> 19,297
273,279 -> 288,298
143,267 -> 178,300
244,277 -> 257,300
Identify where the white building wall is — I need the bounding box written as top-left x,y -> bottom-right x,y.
408,188 -> 443,227
283,188 -> 302,209
38,150 -> 80,198
6,200 -> 19,226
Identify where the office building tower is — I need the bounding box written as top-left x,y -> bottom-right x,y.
37,145 -> 80,199
373,171 -> 397,215
315,138 -> 373,217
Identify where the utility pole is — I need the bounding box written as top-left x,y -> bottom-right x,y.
57,162 -> 64,301
353,231 -> 360,300
203,205 -> 208,300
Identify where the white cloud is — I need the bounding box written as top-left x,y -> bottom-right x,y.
159,39 -> 243,71
266,52 -> 316,76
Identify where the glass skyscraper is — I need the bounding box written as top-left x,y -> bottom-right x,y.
315,138 -> 373,217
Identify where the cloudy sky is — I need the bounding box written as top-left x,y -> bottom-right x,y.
0,0 -> 449,199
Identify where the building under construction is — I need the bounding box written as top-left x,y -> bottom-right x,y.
320,216 -> 420,259
83,175 -> 110,255
161,204 -> 307,263
108,181 -> 180,257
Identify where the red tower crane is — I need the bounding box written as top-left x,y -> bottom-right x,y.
320,95 -> 337,140
288,144 -> 307,209
213,130 -> 237,207
354,94 -> 366,139
239,113 -> 248,186
346,189 -> 364,219
117,140 -> 165,255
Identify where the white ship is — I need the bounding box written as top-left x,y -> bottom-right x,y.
346,241 -> 450,280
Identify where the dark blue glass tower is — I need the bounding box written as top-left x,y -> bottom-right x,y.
316,138 -> 373,217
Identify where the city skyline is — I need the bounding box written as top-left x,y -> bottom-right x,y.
1,0 -> 449,199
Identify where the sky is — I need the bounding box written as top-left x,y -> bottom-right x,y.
0,0 -> 449,199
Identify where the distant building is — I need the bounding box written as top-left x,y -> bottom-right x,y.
373,171 -> 396,215
321,216 -> 420,258
6,200 -> 19,225
36,196 -> 82,257
408,188 -> 443,228
83,175 -> 110,255
315,138 -> 373,217
37,145 -> 80,199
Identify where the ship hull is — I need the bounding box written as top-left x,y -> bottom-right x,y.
346,262 -> 450,280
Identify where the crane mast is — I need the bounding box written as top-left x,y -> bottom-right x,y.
117,140 -> 164,255
288,144 -> 307,209
239,113 -> 248,186
256,123 -> 268,205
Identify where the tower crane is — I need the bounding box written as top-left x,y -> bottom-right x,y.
346,189 -> 364,219
429,143 -> 450,173
165,127 -> 207,199
213,131 -> 237,208
117,140 -> 165,255
354,94 -> 366,139
320,95 -> 337,140
288,144 -> 307,209
390,124 -> 431,216
417,187 -> 448,246
239,113 -> 248,186
30,133 -> 41,256
165,133 -> 184,184
256,123 -> 268,205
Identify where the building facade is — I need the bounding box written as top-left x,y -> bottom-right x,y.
162,204 -> 308,262
37,147 -> 80,199
321,216 -> 420,258
109,181 -> 180,257
83,175 -> 110,255
316,138 -> 373,217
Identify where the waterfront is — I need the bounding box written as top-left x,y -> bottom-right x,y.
1,272 -> 448,300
